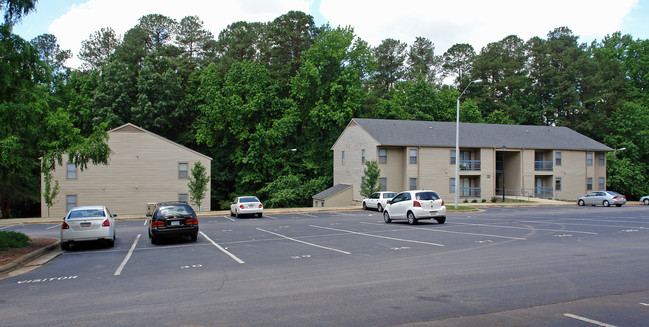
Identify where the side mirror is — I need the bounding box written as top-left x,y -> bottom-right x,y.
387,200 -> 393,205
146,213 -> 152,217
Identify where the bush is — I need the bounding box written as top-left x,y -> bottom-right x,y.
471,199 -> 478,203
463,199 -> 468,203
491,197 -> 498,203
481,199 -> 487,203
0,231 -> 30,251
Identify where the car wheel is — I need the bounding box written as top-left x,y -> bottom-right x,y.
436,217 -> 446,224
407,211 -> 417,225
106,236 -> 115,247
235,210 -> 239,218
60,242 -> 69,251
230,210 -> 235,217
377,204 -> 383,212
362,202 -> 367,210
578,199 -> 585,206
615,204 -> 623,207
150,236 -> 158,245
383,211 -> 391,223
644,199 -> 649,205
190,233 -> 198,242
257,212 -> 262,218
603,200 -> 610,207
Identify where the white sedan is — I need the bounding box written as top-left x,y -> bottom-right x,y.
640,195 -> 649,205
383,190 -> 447,224
230,196 -> 263,218
60,206 -> 116,250
362,191 -> 397,212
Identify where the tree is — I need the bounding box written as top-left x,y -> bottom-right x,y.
187,161 -> 209,211
136,14 -> 178,51
176,16 -> 213,60
42,170 -> 59,217
30,33 -> 72,73
406,36 -> 440,83
360,160 -> 380,198
442,43 -> 476,85
371,38 -> 407,97
1,0 -> 36,23
79,27 -> 121,70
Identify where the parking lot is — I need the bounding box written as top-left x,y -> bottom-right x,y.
1,206 -> 648,326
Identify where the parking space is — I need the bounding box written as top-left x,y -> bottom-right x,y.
2,206 -> 648,326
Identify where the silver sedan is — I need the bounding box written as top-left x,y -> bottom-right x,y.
640,195 -> 649,205
60,206 -> 116,250
577,191 -> 626,207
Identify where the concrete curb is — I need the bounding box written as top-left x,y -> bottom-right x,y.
0,238 -> 60,275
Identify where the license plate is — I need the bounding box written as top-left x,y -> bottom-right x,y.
171,221 -> 180,226
248,204 -> 255,208
429,211 -> 437,216
80,222 -> 91,227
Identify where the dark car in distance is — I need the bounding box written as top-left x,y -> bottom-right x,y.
147,201 -> 199,244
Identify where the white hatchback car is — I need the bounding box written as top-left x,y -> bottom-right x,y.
230,196 -> 263,218
362,191 -> 397,212
383,190 -> 446,224
60,206 -> 116,250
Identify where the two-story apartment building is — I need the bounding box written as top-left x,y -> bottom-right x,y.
41,123 -> 212,217
326,118 -> 611,205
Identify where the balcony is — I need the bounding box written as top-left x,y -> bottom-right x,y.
534,187 -> 554,198
459,187 -> 481,198
460,160 -> 481,171
534,161 -> 553,171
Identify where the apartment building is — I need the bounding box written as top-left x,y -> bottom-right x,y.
326,118 -> 611,205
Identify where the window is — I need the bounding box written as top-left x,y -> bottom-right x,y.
555,152 -> 562,166
379,178 -> 387,191
587,177 -> 593,190
67,163 -> 77,179
179,193 -> 188,202
341,151 -> 345,165
450,150 -> 456,164
361,149 -> 365,164
555,177 -> 562,191
599,177 -> 605,190
409,149 -> 417,164
409,178 -> 417,190
179,162 -> 188,179
450,178 -> 456,193
587,152 -> 593,166
379,149 -> 387,164
66,195 -> 77,212
598,153 -> 605,166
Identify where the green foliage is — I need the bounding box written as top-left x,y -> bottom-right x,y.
258,174 -> 329,208
42,171 -> 59,217
0,231 -> 30,250
360,160 -> 380,198
187,162 -> 209,211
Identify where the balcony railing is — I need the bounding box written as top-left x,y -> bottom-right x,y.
460,160 -> 481,171
534,161 -> 553,171
459,187 -> 481,198
534,187 -> 554,198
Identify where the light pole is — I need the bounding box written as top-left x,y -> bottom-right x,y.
454,79 -> 482,209
501,145 -> 506,202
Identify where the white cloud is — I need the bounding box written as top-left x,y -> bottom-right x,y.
49,0 -> 312,68
319,0 -> 638,54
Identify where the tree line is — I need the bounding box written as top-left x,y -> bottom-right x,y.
1,0 -> 648,217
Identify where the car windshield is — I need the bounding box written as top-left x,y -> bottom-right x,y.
156,205 -> 194,218
68,209 -> 105,219
383,192 -> 397,198
240,197 -> 259,203
414,191 -> 440,200
605,191 -> 620,196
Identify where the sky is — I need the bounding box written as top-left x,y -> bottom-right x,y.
12,0 -> 649,68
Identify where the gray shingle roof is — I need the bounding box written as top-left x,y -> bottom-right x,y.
312,184 -> 352,200
352,118 -> 612,151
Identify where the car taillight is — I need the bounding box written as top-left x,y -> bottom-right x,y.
413,201 -> 421,207
441,199 -> 445,206
102,219 -> 110,227
239,204 -> 244,209
62,222 -> 70,229
612,196 -> 618,199
259,204 -> 263,208
151,221 -> 164,228
186,218 -> 198,225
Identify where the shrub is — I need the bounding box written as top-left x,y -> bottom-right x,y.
0,231 -> 30,251
491,197 -> 498,203
481,199 -> 487,203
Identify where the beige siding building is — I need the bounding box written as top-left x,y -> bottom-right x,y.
41,124 -> 212,217
329,118 -> 611,205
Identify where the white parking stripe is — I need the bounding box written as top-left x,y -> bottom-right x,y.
641,303 -> 649,306
310,225 -> 445,247
200,231 -> 245,263
0,226 -> 9,230
46,224 -> 60,230
143,220 -> 148,226
451,222 -> 599,235
114,234 -> 140,276
563,313 -> 618,327
257,228 -> 351,255
360,222 -> 527,240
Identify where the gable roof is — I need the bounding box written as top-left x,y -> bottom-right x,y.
312,184 -> 352,200
109,123 -> 212,160
351,118 -> 612,151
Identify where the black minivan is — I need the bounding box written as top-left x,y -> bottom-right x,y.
147,201 -> 199,244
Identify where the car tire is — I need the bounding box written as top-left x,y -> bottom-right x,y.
377,204 -> 383,212
383,211 -> 391,223
436,217 -> 446,224
60,242 -> 69,251
407,211 -> 417,225
615,204 -> 623,207
150,236 -> 158,245
644,199 -> 649,205
230,210 -> 235,217
191,233 -> 198,242
578,199 -> 585,206
362,202 -> 367,210
235,210 -> 239,218
603,200 -> 610,207
257,212 -> 262,218
106,236 -> 115,247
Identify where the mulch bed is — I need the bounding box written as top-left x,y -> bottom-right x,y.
0,237 -> 58,266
